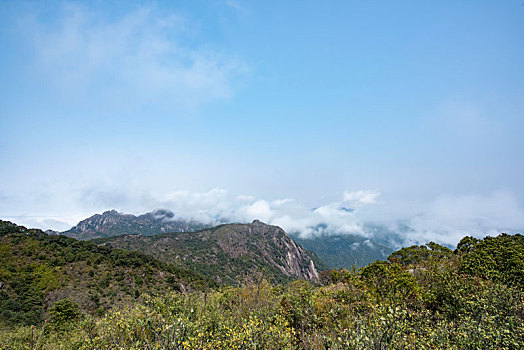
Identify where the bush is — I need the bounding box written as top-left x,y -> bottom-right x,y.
48,299 -> 80,331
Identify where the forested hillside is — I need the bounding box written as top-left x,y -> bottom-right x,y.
1,222 -> 522,349
0,221 -> 214,327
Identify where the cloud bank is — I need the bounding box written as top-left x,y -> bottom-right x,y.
399,191 -> 524,246
6,186 -> 523,248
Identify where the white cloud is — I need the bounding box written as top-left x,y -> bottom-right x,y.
148,188 -> 524,246
27,2 -> 248,111
243,200 -> 273,222
343,190 -> 380,205
236,195 -> 256,202
4,184 -> 523,249
2,215 -> 86,232
401,190 -> 524,246
153,190 -> 371,238
45,187 -> 372,237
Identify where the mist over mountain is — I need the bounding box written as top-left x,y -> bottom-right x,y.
58,209 -> 406,270
17,187 -> 514,252
288,222 -> 412,269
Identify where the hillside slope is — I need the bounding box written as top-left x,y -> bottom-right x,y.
2,232 -> 522,349
96,220 -> 324,285
0,220 -> 214,327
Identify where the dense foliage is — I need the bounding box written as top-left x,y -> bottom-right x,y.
1,226 -> 523,349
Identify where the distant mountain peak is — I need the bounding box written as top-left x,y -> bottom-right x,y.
102,209 -> 121,216
62,209 -> 208,240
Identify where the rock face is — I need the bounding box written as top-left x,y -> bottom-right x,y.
229,220 -> 320,281
97,220 -> 321,285
62,209 -> 208,240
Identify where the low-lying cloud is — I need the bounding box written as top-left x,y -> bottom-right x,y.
4,186 -> 523,248
398,190 -> 524,246
131,188 -> 524,246
147,189 -> 377,238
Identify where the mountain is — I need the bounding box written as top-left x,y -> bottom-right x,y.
60,209 -> 402,270
292,234 -> 394,269
95,220 -> 325,285
62,209 -> 209,240
0,220 -> 214,327
290,225 -> 403,269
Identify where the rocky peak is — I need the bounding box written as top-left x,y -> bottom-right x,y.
102,209 -> 121,216
61,209 -> 209,240
213,221 -> 320,282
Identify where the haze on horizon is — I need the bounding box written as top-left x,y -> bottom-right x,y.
1,0 -> 523,246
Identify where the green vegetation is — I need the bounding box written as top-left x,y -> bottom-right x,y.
388,241 -> 453,266
458,233 -> 524,285
0,220 -> 215,328
1,220 -> 522,349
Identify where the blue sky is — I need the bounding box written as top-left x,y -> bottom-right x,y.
1,0 -> 523,245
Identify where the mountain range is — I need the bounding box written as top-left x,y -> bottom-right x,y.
56,209 -> 321,284
59,209 -> 398,270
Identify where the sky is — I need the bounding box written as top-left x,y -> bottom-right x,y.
1,0 -> 523,246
